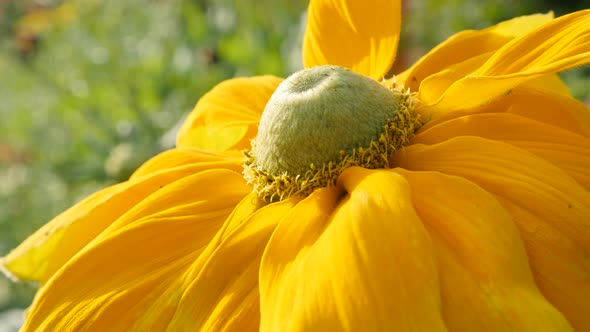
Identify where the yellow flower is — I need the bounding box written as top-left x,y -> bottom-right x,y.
3,0 -> 590,331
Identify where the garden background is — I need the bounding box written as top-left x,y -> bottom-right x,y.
0,0 -> 587,329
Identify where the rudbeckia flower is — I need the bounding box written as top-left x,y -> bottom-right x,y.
3,0 -> 590,331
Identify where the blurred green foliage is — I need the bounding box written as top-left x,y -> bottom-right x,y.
0,0 -> 306,312
0,0 -> 587,315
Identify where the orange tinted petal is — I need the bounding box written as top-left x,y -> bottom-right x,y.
176,75 -> 282,151
303,0 -> 401,79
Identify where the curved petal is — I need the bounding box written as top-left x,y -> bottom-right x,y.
494,197 -> 590,331
415,52 -> 490,106
393,137 -> 590,330
413,113 -> 590,189
422,10 -> 590,113
504,86 -> 590,137
130,148 -> 242,179
259,167 -> 446,331
164,196 -> 299,331
176,75 -> 283,151
96,169 -> 250,237
118,194 -> 296,332
394,137 -> 590,252
0,150 -> 242,283
303,0 -> 401,80
418,82 -> 590,138
396,169 -> 572,331
397,12 -> 553,91
476,10 -> 590,76
20,169 -> 252,331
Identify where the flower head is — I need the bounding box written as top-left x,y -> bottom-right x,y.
2,1 -> 590,331
243,65 -> 420,201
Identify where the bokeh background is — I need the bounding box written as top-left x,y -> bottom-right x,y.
0,0 -> 588,329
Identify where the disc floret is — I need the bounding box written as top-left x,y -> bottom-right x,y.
243,65 -> 420,201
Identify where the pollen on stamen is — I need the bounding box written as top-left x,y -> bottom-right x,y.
242,65 -> 421,202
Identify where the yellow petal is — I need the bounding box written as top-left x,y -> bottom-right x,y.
96,169 -> 250,237
414,113 -> 590,189
418,82 -> 590,138
505,86 -> 590,137
490,12 -> 554,36
20,169 -> 251,331
397,12 -> 553,91
259,167 -> 446,331
130,147 -> 242,179
1,150 -> 242,283
303,0 -> 401,80
477,10 -> 590,76
396,169 -> 572,331
393,137 -> 590,255
393,137 -> 590,328
522,71 -> 570,96
423,10 -> 590,112
176,75 -> 282,150
214,192 -> 267,238
164,196 -> 298,331
415,52 -> 491,106
495,197 -> 590,331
